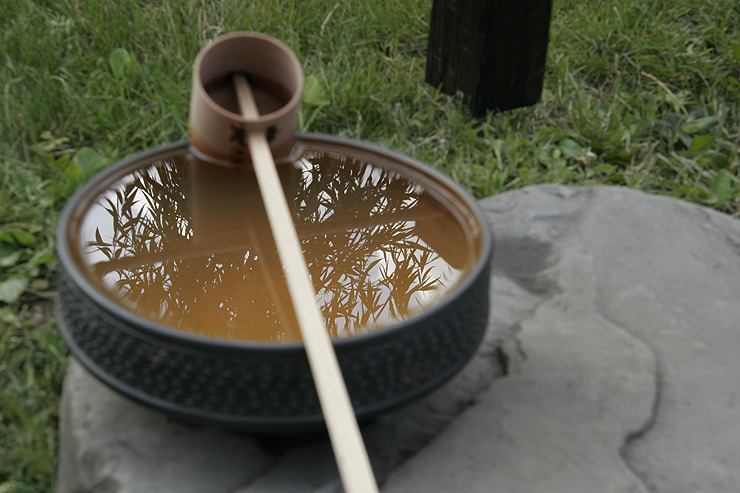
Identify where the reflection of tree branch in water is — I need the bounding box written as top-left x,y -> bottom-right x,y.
89,206 -> 445,277
309,225 -> 446,336
294,153 -> 447,336
87,159 -> 192,264
87,159 -> 199,328
83,151 -> 457,340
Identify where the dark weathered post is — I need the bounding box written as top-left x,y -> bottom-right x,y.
426,0 -> 553,116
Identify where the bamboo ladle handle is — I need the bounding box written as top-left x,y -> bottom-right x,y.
233,74 -> 379,493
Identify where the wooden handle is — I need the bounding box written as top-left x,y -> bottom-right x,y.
234,74 -> 379,493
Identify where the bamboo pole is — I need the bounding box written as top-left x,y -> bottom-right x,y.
233,73 -> 379,493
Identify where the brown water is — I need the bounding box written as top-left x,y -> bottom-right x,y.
204,73 -> 291,116
73,145 -> 479,342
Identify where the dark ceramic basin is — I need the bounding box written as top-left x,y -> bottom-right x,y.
55,134 -> 493,432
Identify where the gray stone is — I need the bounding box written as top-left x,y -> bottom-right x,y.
57,360 -> 276,493
57,185 -> 740,492
384,185 -> 740,492
580,188 -> 740,492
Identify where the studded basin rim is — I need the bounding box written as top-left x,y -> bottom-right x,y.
55,136 -> 494,432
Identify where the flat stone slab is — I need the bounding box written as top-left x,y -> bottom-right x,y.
57,185 -> 740,492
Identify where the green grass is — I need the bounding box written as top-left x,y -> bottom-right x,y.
0,303 -> 65,493
1,0 -> 739,490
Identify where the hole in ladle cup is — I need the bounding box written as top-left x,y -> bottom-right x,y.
267,125 -> 277,142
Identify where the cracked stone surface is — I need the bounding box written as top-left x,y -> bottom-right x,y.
57,185 -> 740,492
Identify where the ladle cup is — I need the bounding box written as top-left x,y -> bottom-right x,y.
188,32 -> 303,167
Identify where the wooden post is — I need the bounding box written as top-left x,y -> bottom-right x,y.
426,0 -> 553,116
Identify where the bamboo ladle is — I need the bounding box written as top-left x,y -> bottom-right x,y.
233,73 -> 379,493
